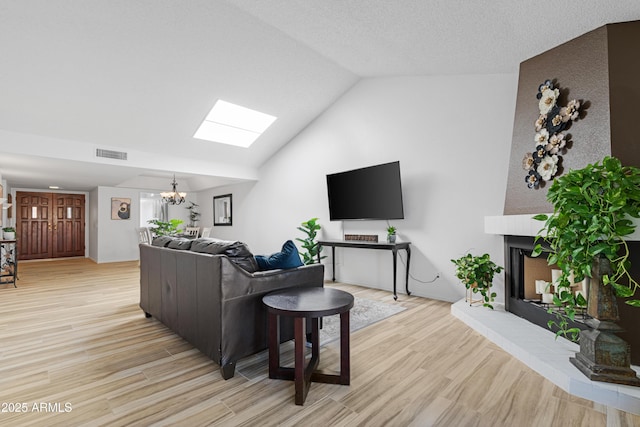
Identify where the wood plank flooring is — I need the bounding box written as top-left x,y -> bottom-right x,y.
0,258 -> 638,426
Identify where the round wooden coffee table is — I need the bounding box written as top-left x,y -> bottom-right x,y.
263,287 -> 354,405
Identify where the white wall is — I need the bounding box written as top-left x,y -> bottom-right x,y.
91,186 -> 194,263
196,73 -> 518,303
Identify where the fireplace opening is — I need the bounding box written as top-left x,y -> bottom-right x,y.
504,235 -> 640,365
504,236 -> 587,336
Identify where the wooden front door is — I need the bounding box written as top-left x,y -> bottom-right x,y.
17,192 -> 85,260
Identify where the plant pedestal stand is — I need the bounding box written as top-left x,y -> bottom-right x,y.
570,320 -> 640,386
570,257 -> 640,386
465,285 -> 483,306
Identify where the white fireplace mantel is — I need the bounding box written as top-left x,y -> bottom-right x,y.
485,214 -> 640,240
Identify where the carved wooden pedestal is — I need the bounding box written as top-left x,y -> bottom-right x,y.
570,257 -> 640,386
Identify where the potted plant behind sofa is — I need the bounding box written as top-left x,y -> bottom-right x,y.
296,218 -> 326,265
451,253 -> 503,309
532,156 -> 640,386
147,219 -> 184,237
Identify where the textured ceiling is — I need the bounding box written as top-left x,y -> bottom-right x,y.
1,0 -> 639,191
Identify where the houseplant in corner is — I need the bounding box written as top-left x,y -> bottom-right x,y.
532,156 -> 640,385
451,253 -> 503,309
296,218 -> 326,265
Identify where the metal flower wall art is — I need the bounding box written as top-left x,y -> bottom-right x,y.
523,80 -> 582,189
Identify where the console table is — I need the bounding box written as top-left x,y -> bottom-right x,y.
318,239 -> 411,300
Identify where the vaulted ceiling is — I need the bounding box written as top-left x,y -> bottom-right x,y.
1,1 -> 639,191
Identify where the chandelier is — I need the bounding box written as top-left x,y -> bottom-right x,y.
160,175 -> 187,205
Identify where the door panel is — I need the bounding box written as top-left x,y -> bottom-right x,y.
17,192 -> 85,260
53,194 -> 85,257
18,193 -> 53,260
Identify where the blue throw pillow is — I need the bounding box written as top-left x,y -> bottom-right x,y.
255,240 -> 304,270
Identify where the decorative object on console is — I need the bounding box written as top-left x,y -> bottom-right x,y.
111,197 -> 131,220
533,156 -> 640,386
386,226 -> 397,243
523,79 -> 583,189
213,194 -> 232,226
296,217 -> 325,265
161,175 -> 186,205
344,234 -> 378,242
451,253 -> 504,309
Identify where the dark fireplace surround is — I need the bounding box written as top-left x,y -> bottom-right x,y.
501,21 -> 640,366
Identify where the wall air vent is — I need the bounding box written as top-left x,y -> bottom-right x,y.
96,148 -> 128,160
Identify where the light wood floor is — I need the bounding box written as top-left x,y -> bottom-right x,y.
0,259 -> 638,426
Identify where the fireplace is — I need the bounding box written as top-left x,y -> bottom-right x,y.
503,234 -> 640,365
503,236 -> 585,332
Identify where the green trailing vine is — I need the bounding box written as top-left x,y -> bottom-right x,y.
451,253 -> 503,309
533,156 -> 640,340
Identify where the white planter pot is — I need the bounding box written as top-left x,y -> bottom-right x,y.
3,232 -> 15,240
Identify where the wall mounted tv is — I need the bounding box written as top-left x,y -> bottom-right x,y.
326,161 -> 405,221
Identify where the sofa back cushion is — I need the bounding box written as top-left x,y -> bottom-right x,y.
151,236 -> 174,247
190,238 -> 259,273
167,238 -> 193,250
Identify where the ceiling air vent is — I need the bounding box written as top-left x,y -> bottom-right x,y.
96,148 -> 128,161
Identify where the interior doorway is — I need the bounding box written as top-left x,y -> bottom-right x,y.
139,192 -> 166,227
16,192 -> 86,260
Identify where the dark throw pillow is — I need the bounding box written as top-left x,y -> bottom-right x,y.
255,240 -> 304,271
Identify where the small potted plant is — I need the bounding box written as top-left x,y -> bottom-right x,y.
387,226 -> 397,243
2,227 -> 16,240
451,253 -> 503,309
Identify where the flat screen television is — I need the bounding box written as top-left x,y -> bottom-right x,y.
326,161 -> 404,220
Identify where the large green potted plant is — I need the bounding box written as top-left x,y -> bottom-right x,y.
533,156 -> 640,385
147,219 -> 184,237
296,218 -> 326,265
451,253 -> 503,309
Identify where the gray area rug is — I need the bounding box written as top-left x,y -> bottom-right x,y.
320,297 -> 406,345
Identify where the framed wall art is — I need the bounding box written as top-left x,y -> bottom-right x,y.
111,197 -> 131,220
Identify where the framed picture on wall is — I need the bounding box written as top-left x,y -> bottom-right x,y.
213,194 -> 232,226
111,197 -> 131,220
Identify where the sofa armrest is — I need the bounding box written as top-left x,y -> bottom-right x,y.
217,257 -> 324,372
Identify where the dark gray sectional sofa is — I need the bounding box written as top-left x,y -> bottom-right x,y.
139,236 -> 324,379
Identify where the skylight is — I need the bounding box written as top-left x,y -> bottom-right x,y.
193,100 -> 277,148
